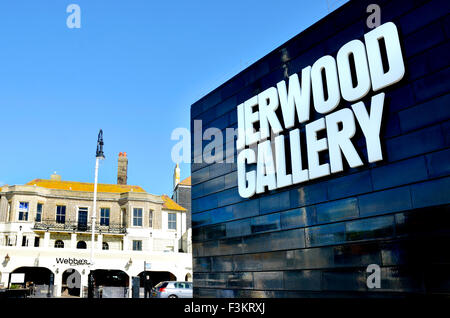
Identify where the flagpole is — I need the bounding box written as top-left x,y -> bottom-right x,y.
91,130 -> 105,266
90,157 -> 100,265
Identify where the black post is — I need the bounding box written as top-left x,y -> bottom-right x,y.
132,276 -> 140,298
88,273 -> 95,298
48,273 -> 54,298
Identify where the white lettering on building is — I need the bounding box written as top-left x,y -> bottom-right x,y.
237,22 -> 405,198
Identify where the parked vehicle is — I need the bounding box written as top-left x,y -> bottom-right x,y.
151,281 -> 192,298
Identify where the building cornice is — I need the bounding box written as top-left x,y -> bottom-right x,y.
1,185 -> 165,205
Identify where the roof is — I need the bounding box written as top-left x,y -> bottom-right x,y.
161,194 -> 186,211
25,179 -> 146,194
179,176 -> 191,186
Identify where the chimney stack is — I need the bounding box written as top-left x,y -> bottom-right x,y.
51,171 -> 61,181
117,152 -> 128,185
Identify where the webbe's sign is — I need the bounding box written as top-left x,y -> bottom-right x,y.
55,257 -> 90,266
236,22 -> 405,198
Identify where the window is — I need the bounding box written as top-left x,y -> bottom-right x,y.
100,208 -> 110,226
22,236 -> 27,247
7,202 -> 11,222
132,240 -> 142,251
133,208 -> 143,227
36,203 -> 43,222
77,241 -> 87,249
56,206 -> 66,224
18,202 -> 29,221
102,242 -> 109,250
175,282 -> 191,289
149,210 -> 153,228
174,282 -> 183,288
121,209 -> 127,227
168,213 -> 176,230
34,237 -> 40,247
6,236 -> 15,246
54,240 -> 64,248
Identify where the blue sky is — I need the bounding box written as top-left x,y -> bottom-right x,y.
0,0 -> 346,195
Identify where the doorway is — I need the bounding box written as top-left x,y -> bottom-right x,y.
89,269 -> 129,298
11,266 -> 54,297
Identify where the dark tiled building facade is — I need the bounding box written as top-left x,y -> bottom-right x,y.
191,0 -> 450,297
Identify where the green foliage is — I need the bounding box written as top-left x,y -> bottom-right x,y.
9,284 -> 22,289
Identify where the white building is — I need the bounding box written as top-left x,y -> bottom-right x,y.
0,153 -> 192,297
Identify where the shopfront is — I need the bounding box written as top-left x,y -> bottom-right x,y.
0,246 -> 191,297
191,0 -> 450,297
